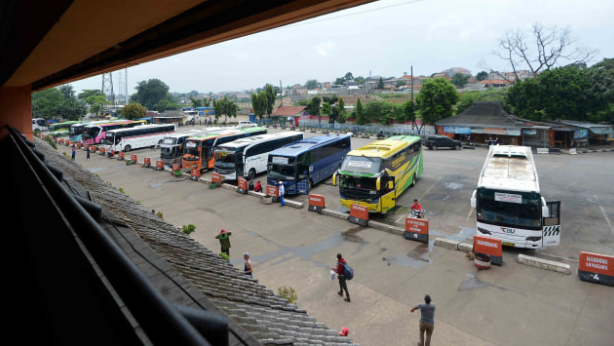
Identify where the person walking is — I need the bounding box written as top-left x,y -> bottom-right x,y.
243,253 -> 253,277
278,180 -> 285,207
71,146 -> 76,161
215,229 -> 232,256
86,145 -> 91,160
332,253 -> 350,302
411,294 -> 435,346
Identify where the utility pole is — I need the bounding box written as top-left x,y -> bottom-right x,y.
411,66 -> 414,102
279,80 -> 283,107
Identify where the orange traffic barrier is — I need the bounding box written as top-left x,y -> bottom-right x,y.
349,204 -> 369,226
155,160 -> 164,171
579,252 -> 613,286
404,218 -> 429,243
237,177 -> 248,193
473,235 -> 503,266
143,157 -> 151,168
308,194 -> 326,213
211,172 -> 222,184
190,168 -> 201,181
266,184 -> 278,198
99,147 -> 106,155
131,154 -> 137,163
118,152 -> 125,161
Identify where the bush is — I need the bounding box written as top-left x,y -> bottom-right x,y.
182,224 -> 196,236
277,286 -> 298,304
118,187 -> 128,196
156,211 -> 164,220
44,135 -> 57,149
219,253 -> 230,261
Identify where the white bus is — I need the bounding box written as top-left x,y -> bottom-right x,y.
470,145 -> 561,249
213,132 -> 304,181
104,124 -> 176,152
32,118 -> 48,132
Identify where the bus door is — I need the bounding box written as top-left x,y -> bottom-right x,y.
542,201 -> 561,247
378,173 -> 396,213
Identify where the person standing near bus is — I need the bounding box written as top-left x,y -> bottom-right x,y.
332,253 -> 350,302
411,294 -> 435,346
86,145 -> 91,160
243,253 -> 253,277
71,146 -> 76,161
215,229 -> 232,256
278,180 -> 285,207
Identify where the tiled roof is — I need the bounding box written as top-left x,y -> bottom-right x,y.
272,106 -> 307,117
35,138 -> 357,346
478,79 -> 512,84
437,102 -> 524,128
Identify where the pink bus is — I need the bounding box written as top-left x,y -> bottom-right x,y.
82,120 -> 146,144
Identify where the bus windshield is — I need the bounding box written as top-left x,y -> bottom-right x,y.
214,150 -> 236,169
83,126 -> 100,140
341,156 -> 383,175
184,140 -> 201,158
163,138 -> 177,145
268,163 -> 295,181
104,133 -> 121,145
476,188 -> 542,229
339,175 -> 377,190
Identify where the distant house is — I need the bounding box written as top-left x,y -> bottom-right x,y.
272,106 -> 307,117
431,73 -> 451,80
478,79 -> 512,88
441,67 -> 471,78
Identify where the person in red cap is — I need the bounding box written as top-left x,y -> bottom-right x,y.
215,229 -> 232,256
340,327 -> 349,337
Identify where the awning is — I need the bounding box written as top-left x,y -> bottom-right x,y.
589,127 -> 613,135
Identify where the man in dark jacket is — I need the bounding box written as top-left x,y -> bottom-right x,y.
332,253 -> 350,302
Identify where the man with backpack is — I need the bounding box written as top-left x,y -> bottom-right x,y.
332,253 -> 352,302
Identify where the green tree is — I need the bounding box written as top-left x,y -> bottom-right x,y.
344,72 -> 354,81
304,79 -> 319,89
321,102 -> 331,117
155,99 -> 180,112
251,92 -> 267,120
133,79 -> 170,110
307,97 -> 321,125
190,96 -> 204,108
336,98 -> 347,124
378,77 -> 384,90
59,84 -> 76,100
396,80 -> 407,88
334,77 -> 345,86
354,76 -> 366,85
122,103 -> 147,120
78,89 -> 108,115
355,98 -> 367,125
593,58 -> 614,70
32,88 -> 64,119
452,73 -> 469,88
476,71 -> 488,81
264,84 -> 277,117
416,78 -> 460,130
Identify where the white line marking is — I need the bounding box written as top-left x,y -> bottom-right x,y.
422,176 -> 441,198
465,208 -> 474,222
395,213 -> 407,223
595,194 -> 614,237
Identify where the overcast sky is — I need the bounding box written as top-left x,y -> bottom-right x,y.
69,0 -> 614,95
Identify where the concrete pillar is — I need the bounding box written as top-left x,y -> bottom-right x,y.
0,86 -> 32,140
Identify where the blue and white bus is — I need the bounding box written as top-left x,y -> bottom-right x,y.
267,134 -> 351,195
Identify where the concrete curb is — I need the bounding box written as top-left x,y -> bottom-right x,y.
517,254 -> 571,275
434,238 -> 459,250
457,242 -> 473,252
367,220 -> 404,236
322,209 -> 349,221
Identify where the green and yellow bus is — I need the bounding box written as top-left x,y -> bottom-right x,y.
333,135 -> 423,213
50,121 -> 80,137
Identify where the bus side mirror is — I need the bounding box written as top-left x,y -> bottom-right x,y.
332,172 -> 337,186
470,190 -> 476,209
376,177 -> 381,191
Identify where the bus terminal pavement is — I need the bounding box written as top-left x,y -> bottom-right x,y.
73,146 -> 614,346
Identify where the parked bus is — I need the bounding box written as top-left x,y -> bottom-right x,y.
214,132 -> 304,181
69,120 -> 113,142
82,120 -> 146,144
267,134 -> 351,195
32,118 -> 49,132
160,127 -> 224,166
182,127 -> 267,171
470,145 -> 561,249
103,124 -> 176,152
49,121 -> 80,137
332,136 -> 423,214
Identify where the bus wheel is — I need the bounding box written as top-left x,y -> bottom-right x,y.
124,145 -> 131,152
248,169 -> 256,180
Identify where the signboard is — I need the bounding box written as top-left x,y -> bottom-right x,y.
443,126 -> 471,135
349,204 -> 369,226
272,156 -> 289,165
131,154 -> 137,163
266,184 -> 279,197
117,152 -> 125,160
495,192 -> 522,204
483,128 -> 508,136
507,129 -> 521,136
404,218 -> 429,243
190,168 -> 201,181
308,194 -> 326,213
237,177 -> 248,193
579,251 -> 614,286
211,172 -> 222,184
473,235 -> 502,266
186,141 -> 198,148
348,161 -> 372,168
156,160 -> 164,171
523,129 -> 537,135
574,129 -> 589,139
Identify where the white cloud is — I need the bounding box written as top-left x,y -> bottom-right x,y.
232,51 -> 249,60
315,41 -> 335,57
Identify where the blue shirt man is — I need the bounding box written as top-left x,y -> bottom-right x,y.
411,294 -> 435,346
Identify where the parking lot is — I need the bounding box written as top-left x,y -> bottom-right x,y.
64,133 -> 614,346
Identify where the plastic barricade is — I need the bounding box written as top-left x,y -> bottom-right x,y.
349,204 -> 368,227
237,177 -> 247,193
473,235 -> 502,266
404,217 -> 429,243
308,194 -> 325,213
579,252 -> 614,286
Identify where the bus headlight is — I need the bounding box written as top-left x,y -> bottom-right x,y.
526,236 -> 542,242
477,228 -> 491,235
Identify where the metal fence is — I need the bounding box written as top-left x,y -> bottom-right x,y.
296,121 -> 433,137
